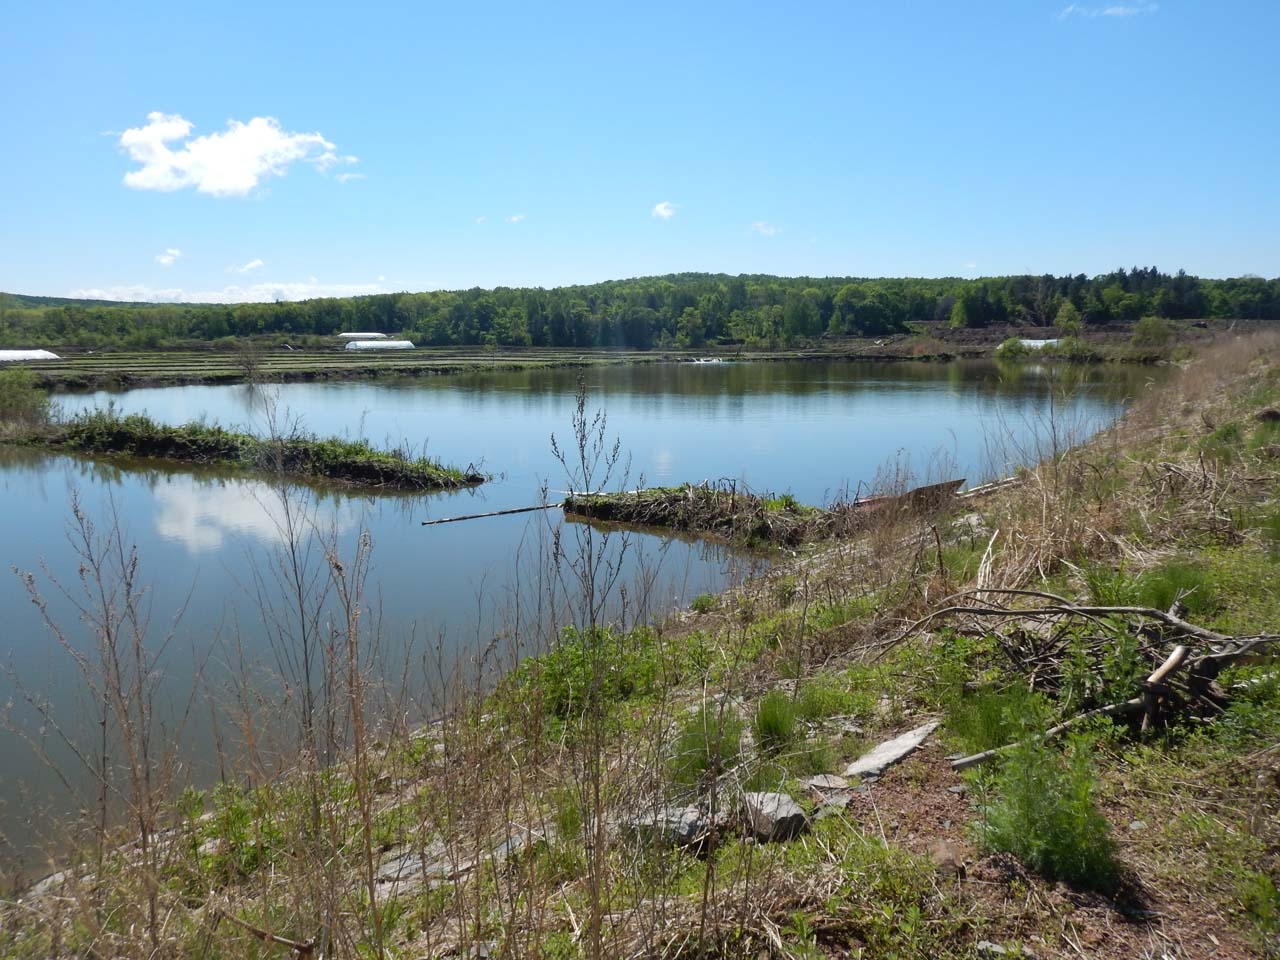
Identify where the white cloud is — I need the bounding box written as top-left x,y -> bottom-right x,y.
335,172 -> 366,183
750,221 -> 778,237
154,247 -> 183,266
68,277 -> 388,304
507,213 -> 525,223
651,200 -> 677,220
119,111 -> 356,197
474,216 -> 487,224
1060,2 -> 1157,17
228,258 -> 264,274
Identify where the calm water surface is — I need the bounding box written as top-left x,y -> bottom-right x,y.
0,359 -> 1157,865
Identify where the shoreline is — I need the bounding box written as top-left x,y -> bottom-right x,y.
10,324 -> 1197,392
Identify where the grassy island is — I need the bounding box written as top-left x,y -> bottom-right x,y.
27,409 -> 486,491
564,478 -> 966,547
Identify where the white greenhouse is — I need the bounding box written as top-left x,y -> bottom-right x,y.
344,339 -> 415,351
0,349 -> 61,362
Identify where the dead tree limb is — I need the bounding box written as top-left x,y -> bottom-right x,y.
951,696 -> 1145,771
1142,644 -> 1188,732
213,908 -> 315,956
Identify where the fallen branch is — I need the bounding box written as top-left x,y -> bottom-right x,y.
421,502 -> 560,526
885,587 -> 1234,658
1142,644 -> 1188,732
213,908 -> 315,956
951,696 -> 1145,770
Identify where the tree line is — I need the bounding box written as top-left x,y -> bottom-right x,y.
2,269 -> 1277,350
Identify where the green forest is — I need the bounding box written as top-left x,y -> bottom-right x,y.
3,268 -> 1277,351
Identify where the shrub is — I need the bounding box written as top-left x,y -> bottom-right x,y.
513,625 -> 660,721
1131,315 -> 1172,350
690,593 -> 717,614
994,337 -> 1030,361
754,689 -> 797,754
668,703 -> 743,789
1043,336 -> 1101,362
0,368 -> 51,430
975,737 -> 1120,890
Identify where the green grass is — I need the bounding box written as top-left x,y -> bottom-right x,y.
753,689 -> 797,754
794,671 -> 877,723
944,685 -> 1050,755
506,625 -> 665,723
668,703 -> 743,790
1199,544 -> 1280,634
1082,557 -> 1216,618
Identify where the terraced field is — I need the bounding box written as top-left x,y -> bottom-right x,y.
21,346 -> 671,390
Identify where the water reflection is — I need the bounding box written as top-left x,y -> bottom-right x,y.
152,477 -> 362,552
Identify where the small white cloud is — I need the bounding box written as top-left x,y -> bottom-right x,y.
750,221 -> 778,237
507,213 -> 525,223
228,258 -> 264,274
119,111 -> 356,197
651,200 -> 676,220
335,172 -> 366,183
1060,2 -> 1156,17
155,247 -> 183,266
69,277 -> 388,304
475,216 -> 487,224
964,261 -> 978,270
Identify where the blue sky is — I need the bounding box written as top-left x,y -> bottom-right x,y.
2,0 -> 1276,302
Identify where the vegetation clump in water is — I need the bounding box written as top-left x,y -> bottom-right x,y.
564,479 -> 963,547
27,409 -> 486,490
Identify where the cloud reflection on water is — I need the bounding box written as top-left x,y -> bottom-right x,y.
153,476 -> 362,552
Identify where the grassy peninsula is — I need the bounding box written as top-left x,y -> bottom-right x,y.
2,332 -> 1279,959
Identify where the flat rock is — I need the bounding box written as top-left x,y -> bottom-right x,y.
376,838 -> 455,883
375,826 -> 541,896
741,792 -> 809,842
801,774 -> 849,793
843,721 -> 939,779
928,839 -> 965,879
626,804 -> 716,851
